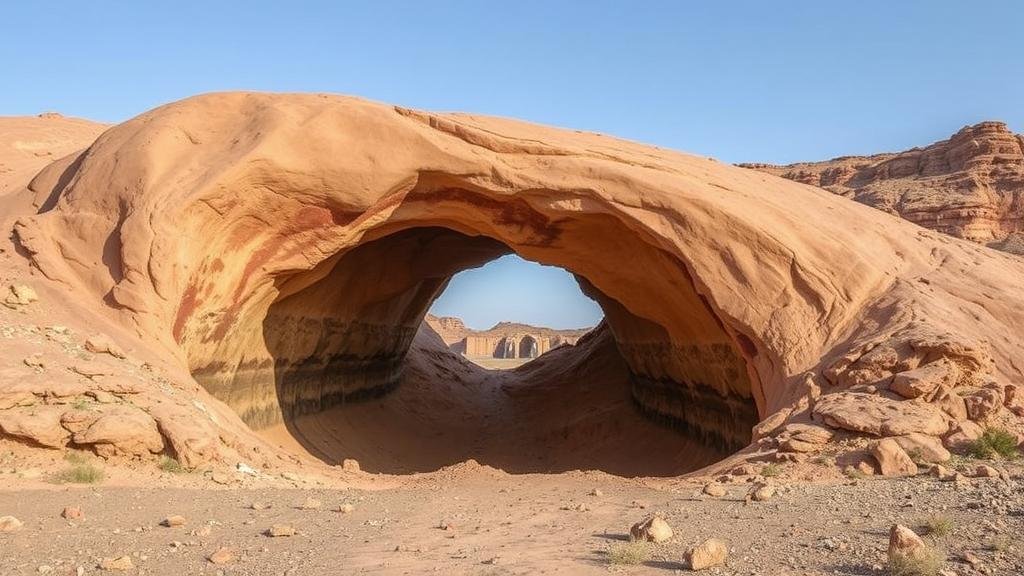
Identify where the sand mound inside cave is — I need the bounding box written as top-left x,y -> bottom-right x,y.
1,92 -> 1023,481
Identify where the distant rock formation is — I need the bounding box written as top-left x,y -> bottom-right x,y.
741,121 -> 1024,254
424,314 -> 590,359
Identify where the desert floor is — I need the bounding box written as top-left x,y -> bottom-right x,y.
1,462 -> 1022,576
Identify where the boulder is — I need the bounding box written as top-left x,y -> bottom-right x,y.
71,407 -> 164,457
893,433 -> 951,463
813,392 -> 951,436
0,407 -> 69,448
147,403 -> 221,468
890,361 -> 956,399
929,386 -> 968,421
702,483 -> 726,498
943,421 -> 984,452
965,386 -> 1003,421
871,438 -> 918,476
0,516 -> 23,532
685,538 -> 729,570
629,516 -> 673,543
888,524 -> 927,563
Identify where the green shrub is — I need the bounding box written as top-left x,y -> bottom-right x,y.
888,545 -> 945,576
967,428 -> 1020,460
158,455 -> 186,474
56,463 -> 104,484
921,515 -> 953,537
761,463 -> 782,477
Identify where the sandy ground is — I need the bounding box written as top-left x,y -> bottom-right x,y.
261,330 -> 723,477
1,468 -> 1022,575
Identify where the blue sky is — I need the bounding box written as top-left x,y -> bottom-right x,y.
3,1 -> 1021,328
430,256 -> 602,330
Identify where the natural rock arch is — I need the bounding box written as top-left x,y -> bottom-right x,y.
12,92 -> 1024,474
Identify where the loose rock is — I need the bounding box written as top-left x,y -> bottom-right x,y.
629,515 -> 673,543
685,538 -> 728,570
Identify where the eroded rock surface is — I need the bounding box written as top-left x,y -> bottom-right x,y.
743,121 -> 1024,254
0,93 -> 1022,474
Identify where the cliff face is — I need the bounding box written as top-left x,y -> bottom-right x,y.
743,122 -> 1024,254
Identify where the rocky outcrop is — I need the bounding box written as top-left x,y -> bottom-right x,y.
742,122 -> 1024,254
1,93 -> 1023,474
425,315 -> 591,359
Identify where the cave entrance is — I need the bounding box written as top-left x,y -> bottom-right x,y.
181,180 -> 769,478
204,225 -> 764,477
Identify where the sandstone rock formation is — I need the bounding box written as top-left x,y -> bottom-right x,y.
425,314 -> 589,360
1,93 -> 1023,476
742,122 -> 1024,254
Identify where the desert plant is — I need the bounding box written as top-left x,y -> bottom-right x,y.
760,463 -> 782,477
888,545 -> 945,576
64,450 -> 91,465
70,398 -> 91,411
606,540 -> 651,565
56,463 -> 104,484
158,455 -> 186,474
920,515 -> 954,538
967,428 -> 1020,460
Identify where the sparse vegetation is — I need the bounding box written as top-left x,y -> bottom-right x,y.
158,455 -> 186,474
989,535 -> 1012,552
760,463 -> 782,477
64,450 -> 91,465
71,398 -> 91,410
606,540 -> 651,566
843,466 -> 868,480
888,546 -> 945,576
56,463 -> 105,484
967,428 -> 1020,460
921,515 -> 954,538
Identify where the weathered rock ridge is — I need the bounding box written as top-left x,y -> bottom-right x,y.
742,121 -> 1024,254
1,93 -> 1022,475
424,314 -> 589,359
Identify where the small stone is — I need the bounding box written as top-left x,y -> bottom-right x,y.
703,483 -> 727,497
589,488 -> 603,497
685,538 -> 728,570
0,516 -> 23,532
267,524 -> 296,537
62,506 -> 84,520
337,503 -> 355,514
751,484 -> 776,502
973,464 -> 999,478
629,515 -> 673,543
99,556 -> 134,571
161,515 -> 186,527
250,502 -> 266,510
208,547 -> 235,564
889,524 -> 928,565
342,458 -> 360,472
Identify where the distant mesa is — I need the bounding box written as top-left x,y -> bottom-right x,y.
425,314 -> 591,364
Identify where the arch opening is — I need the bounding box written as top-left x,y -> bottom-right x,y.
176,185 -> 767,477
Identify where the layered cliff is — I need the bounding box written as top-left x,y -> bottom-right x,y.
743,122 -> 1024,254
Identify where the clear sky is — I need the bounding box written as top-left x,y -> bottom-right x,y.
3,1 -> 1021,327
430,256 -> 602,330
